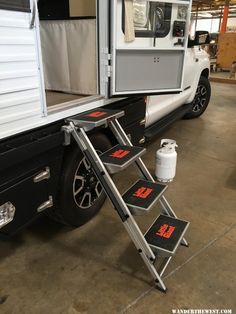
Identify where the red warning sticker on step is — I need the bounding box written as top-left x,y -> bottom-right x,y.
156,224 -> 175,239
110,149 -> 130,159
133,187 -> 153,199
86,111 -> 107,118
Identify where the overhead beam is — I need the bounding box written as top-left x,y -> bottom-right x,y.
192,0 -> 236,10
192,6 -> 236,12
191,14 -> 236,19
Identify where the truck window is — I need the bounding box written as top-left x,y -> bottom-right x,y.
0,0 -> 30,12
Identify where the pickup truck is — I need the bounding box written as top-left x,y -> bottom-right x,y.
145,41 -> 211,139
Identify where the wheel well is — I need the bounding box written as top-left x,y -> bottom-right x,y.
63,129 -> 116,161
201,68 -> 209,78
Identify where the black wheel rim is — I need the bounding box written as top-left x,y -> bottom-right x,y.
192,84 -> 207,113
73,154 -> 103,209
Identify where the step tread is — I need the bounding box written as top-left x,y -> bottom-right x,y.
123,179 -> 167,215
100,144 -> 146,174
145,214 -> 189,256
67,108 -> 124,130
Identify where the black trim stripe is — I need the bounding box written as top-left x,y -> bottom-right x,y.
0,0 -> 30,13
40,16 -> 96,21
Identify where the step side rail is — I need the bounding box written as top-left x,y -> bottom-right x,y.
109,119 -> 189,247
64,122 -> 167,291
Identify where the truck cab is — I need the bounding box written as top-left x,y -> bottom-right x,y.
146,44 -> 210,135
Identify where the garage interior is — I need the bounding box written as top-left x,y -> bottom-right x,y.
0,0 -> 236,313
192,0 -> 236,82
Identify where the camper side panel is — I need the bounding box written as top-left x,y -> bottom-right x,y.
0,9 -> 43,139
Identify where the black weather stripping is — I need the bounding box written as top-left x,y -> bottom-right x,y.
0,0 -> 30,12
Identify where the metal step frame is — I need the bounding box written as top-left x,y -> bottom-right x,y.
62,111 -> 189,292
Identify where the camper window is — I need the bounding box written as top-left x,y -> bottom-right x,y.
123,1 -> 172,38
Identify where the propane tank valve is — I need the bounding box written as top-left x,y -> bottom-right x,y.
155,139 -> 178,183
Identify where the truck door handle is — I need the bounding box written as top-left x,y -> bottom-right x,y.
29,0 -> 36,29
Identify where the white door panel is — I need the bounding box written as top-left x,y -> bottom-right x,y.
183,48 -> 197,89
99,0 -> 192,97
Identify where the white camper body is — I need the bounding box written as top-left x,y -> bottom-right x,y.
0,0 -> 192,140
0,0 -> 212,236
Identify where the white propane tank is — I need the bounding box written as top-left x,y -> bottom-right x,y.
155,139 -> 178,183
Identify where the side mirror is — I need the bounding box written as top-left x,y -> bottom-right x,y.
188,31 -> 210,48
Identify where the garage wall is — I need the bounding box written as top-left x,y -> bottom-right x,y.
69,0 -> 96,17
217,33 -> 236,69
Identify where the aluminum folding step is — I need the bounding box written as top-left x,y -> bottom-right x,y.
67,108 -> 124,131
100,144 -> 146,174
122,179 -> 167,215
145,215 -> 190,257
63,111 -> 190,292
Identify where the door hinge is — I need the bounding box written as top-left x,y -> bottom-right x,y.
103,49 -> 112,81
106,65 -> 112,80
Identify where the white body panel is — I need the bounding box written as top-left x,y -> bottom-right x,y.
146,47 -> 210,127
0,97 -> 105,139
0,9 -> 44,135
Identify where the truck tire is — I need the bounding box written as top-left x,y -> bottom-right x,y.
184,76 -> 211,119
47,132 -> 112,227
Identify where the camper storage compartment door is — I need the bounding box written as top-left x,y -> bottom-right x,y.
115,50 -> 183,92
105,0 -> 192,96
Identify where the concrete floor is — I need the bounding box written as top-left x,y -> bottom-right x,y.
210,71 -> 236,85
210,71 -> 231,79
0,82 -> 235,314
